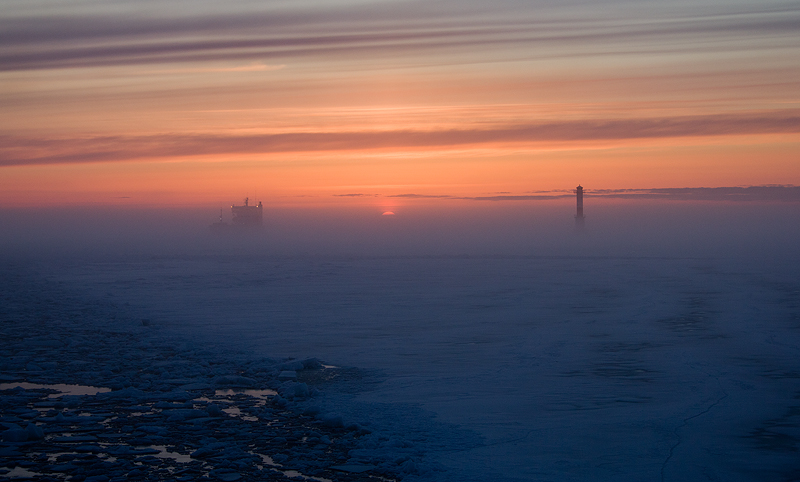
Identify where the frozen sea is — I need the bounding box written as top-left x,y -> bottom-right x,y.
3,202 -> 800,481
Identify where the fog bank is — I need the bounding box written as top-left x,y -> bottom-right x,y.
1,199 -> 798,262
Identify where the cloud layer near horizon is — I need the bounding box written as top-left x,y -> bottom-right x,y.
1,0 -> 798,203
382,185 -> 800,203
3,112 -> 799,167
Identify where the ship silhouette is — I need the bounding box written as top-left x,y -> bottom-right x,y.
210,197 -> 263,233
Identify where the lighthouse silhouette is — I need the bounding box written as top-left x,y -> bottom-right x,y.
575,185 -> 585,229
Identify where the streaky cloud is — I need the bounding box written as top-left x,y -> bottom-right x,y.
2,3 -> 799,71
147,63 -> 285,74
2,112 -> 798,167
387,193 -> 568,201
389,194 -> 455,199
461,194 -> 568,201
588,186 -> 800,202
383,186 -> 800,203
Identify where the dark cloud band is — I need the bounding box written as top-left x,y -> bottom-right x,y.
2,112 -> 798,167
2,3 -> 799,71
388,186 -> 800,202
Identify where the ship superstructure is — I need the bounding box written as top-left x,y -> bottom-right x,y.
231,197 -> 263,226
210,197 -> 263,233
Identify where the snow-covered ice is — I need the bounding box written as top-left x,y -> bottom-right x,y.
2,202 -> 799,480
2,251 -> 795,481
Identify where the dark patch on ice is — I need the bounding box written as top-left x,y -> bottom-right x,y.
746,397 -> 800,453
657,293 -> 723,339
759,370 -> 800,380
747,428 -> 799,452
591,359 -> 658,382
732,357 -> 800,380
591,342 -> 661,382
560,341 -> 662,383
331,463 -> 375,473
599,341 -> 665,353
297,367 -> 386,394
543,395 -> 654,411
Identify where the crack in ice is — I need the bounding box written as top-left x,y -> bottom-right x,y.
660,377 -> 728,482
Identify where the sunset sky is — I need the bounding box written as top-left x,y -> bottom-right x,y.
1,0 -> 799,209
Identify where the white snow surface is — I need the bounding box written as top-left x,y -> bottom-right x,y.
29,252 -> 800,481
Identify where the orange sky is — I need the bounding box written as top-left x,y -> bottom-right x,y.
1,0 -> 799,208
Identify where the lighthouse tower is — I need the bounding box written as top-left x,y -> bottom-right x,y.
575,185 -> 585,229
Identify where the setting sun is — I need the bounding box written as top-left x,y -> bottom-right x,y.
1,0 -> 797,208
2,2 -> 800,481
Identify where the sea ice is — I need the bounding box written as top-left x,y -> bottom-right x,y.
278,370 -> 298,381
24,423 -> 43,441
2,238 -> 799,481
1,427 -> 27,443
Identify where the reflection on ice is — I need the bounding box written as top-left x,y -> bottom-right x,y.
0,382 -> 111,397
221,406 -> 258,421
192,388 -> 278,420
0,467 -> 42,479
214,388 -> 277,400
282,469 -> 333,482
150,445 -> 192,463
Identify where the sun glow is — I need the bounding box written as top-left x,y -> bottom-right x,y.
1,0 -> 798,208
